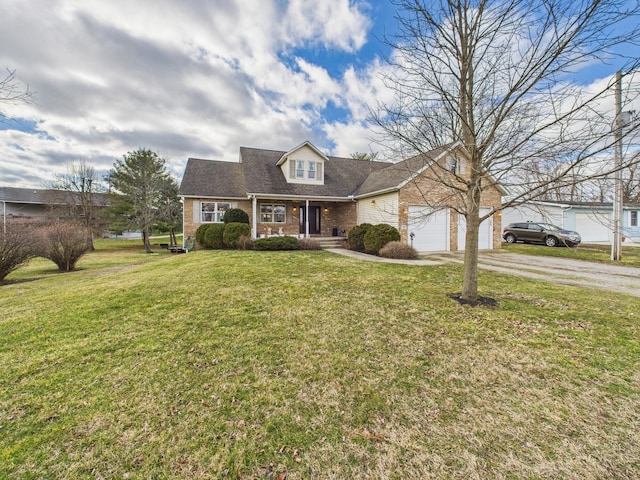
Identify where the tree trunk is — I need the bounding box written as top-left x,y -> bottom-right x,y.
143,230 -> 152,253
461,180 -> 482,302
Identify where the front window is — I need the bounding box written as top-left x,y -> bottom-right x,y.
631,211 -> 638,227
260,204 -> 286,223
201,202 -> 231,223
308,161 -> 316,179
295,161 -> 305,179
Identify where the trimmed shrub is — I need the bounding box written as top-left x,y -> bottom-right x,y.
363,223 -> 401,255
0,224 -> 35,281
298,238 -> 321,250
236,235 -> 254,250
223,222 -> 251,248
203,223 -> 225,249
253,236 -> 299,251
36,222 -> 91,272
222,208 -> 250,224
195,224 -> 210,247
347,223 -> 372,251
379,241 -> 419,260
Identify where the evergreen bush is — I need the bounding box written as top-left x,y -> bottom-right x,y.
347,223 -> 372,251
223,222 -> 251,248
363,223 -> 401,255
203,223 -> 226,249
195,224 -> 210,247
253,236 -> 299,251
222,208 -> 250,224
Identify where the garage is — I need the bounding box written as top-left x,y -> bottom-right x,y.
408,207 -> 449,252
575,212 -> 611,242
457,208 -> 493,250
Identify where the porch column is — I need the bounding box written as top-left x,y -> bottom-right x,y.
252,196 -> 258,239
305,199 -> 309,238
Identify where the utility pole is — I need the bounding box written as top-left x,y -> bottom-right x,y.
611,70 -> 623,261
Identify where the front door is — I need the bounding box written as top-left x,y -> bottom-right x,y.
300,205 -> 321,235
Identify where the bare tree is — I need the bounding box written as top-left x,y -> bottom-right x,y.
0,223 -> 35,281
0,68 -> 34,115
48,161 -> 108,251
373,0 -> 640,302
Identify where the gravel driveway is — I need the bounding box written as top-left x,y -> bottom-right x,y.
328,248 -> 640,297
434,251 -> 640,298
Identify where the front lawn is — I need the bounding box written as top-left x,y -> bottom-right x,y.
1,242 -> 639,479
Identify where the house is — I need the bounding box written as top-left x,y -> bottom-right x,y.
0,186 -> 110,227
178,141 -> 504,252
501,200 -> 640,244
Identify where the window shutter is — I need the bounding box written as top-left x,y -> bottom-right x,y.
192,201 -> 200,223
289,159 -> 295,179
317,162 -> 323,181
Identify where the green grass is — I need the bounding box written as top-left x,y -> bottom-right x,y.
501,241 -> 640,267
1,240 -> 639,479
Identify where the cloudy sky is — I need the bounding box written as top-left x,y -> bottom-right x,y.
0,0 -> 637,188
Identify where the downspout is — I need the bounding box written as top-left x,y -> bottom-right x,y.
1,200 -> 5,233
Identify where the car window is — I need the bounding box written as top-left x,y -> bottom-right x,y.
539,223 -> 561,231
528,224 -> 543,231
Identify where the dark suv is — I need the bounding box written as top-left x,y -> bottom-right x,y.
502,222 -> 581,247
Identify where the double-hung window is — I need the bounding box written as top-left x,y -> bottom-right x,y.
295,160 -> 305,179
631,210 -> 638,227
308,161 -> 316,179
260,204 -> 286,223
201,202 -> 230,223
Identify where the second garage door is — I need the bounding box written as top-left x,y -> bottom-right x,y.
575,212 -> 611,242
408,207 -> 449,252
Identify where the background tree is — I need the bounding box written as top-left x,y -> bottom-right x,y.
373,0 -> 640,302
0,68 -> 34,115
47,160 -> 107,251
108,148 -> 177,253
350,151 -> 380,161
154,176 -> 182,247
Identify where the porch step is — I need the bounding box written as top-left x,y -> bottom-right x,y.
314,236 -> 348,249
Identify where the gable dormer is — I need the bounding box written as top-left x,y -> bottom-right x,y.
276,141 -> 327,185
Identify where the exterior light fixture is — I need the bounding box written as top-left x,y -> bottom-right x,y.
370,199 -> 376,207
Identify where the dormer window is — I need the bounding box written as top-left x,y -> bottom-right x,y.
277,141 -> 328,185
290,159 -> 323,182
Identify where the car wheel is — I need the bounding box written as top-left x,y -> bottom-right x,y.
504,233 -> 516,243
545,236 -> 558,247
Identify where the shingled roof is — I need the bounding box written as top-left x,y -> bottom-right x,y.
0,186 -> 110,206
179,144 -> 457,200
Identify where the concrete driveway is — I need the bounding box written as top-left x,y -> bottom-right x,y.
431,251 -> 640,298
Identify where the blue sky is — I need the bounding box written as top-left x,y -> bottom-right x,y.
0,0 -> 637,188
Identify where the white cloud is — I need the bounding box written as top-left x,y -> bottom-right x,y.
0,0 -> 378,187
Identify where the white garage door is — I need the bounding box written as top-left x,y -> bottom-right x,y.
575,212 -> 611,242
458,208 -> 493,250
408,207 -> 449,252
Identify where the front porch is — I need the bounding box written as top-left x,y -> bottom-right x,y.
250,198 -> 356,240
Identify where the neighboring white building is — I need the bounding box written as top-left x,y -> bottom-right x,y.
502,200 -> 640,244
